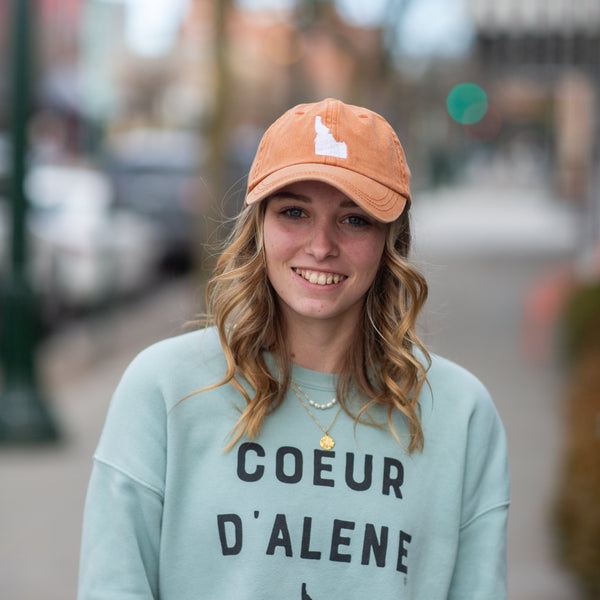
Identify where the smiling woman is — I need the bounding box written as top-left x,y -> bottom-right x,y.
78,99 -> 510,600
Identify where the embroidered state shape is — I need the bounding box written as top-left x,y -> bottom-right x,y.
314,116 -> 348,159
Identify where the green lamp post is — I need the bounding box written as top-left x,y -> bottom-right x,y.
0,0 -> 60,442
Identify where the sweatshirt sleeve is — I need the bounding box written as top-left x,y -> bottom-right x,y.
78,461 -> 163,599
448,504 -> 509,599
448,384 -> 510,600
78,345 -> 168,600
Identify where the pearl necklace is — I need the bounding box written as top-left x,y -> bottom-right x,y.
308,397 -> 337,410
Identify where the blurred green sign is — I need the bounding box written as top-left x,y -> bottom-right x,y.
446,83 -> 488,125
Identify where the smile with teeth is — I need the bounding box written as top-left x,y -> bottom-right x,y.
293,268 -> 347,286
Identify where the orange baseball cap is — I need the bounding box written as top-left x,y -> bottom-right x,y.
245,98 -> 411,222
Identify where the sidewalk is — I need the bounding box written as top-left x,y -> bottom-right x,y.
411,179 -> 583,599
0,178 -> 588,599
0,276 -> 201,600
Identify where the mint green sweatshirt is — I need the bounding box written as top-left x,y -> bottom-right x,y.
78,327 -> 510,599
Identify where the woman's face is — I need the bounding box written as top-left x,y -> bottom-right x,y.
263,181 -> 387,330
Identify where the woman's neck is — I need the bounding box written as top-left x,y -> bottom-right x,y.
284,317 -> 358,374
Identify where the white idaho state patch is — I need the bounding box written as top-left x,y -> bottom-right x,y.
314,116 -> 347,159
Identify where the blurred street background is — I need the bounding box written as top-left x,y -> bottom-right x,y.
1,0 -> 600,598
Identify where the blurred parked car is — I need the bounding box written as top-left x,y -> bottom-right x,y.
105,128 -> 205,270
20,163 -> 163,320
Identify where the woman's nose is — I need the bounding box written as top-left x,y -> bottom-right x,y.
304,222 -> 339,260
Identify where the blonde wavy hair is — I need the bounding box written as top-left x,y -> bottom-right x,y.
201,198 -> 430,453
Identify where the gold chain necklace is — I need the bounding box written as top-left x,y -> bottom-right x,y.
290,380 -> 342,450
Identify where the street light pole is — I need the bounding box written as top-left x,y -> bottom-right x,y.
0,0 -> 60,442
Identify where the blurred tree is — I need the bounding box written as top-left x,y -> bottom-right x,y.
207,0 -> 233,194
197,0 -> 234,277
556,281 -> 600,599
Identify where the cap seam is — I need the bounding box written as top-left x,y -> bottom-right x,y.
326,99 -> 338,166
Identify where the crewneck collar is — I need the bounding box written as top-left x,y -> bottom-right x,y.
264,352 -> 338,392
290,362 -> 338,392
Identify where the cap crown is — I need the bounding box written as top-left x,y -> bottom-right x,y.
246,99 -> 411,222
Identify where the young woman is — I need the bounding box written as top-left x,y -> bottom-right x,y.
78,98 -> 510,599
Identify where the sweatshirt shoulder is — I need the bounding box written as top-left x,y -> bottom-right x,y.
127,327 -> 223,374
427,353 -> 488,391
135,326 -> 220,360
422,352 -> 497,416
117,327 -> 226,402
420,354 -> 508,467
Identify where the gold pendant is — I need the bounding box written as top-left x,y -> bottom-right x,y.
320,434 -> 335,450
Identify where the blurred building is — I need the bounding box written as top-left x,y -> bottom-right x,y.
106,0 -> 390,129
39,0 -> 81,69
471,0 -> 600,70
36,0 -> 85,157
80,1 -> 128,128
469,0 -> 600,201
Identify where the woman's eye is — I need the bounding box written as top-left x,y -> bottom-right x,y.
283,207 -> 305,219
344,215 -> 370,227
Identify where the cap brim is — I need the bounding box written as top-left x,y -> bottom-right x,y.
245,163 -> 409,223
